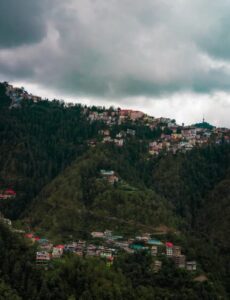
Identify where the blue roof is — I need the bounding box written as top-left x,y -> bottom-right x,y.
38,238 -> 49,244
130,244 -> 148,250
147,239 -> 163,246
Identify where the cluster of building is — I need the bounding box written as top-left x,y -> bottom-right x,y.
86,108 -> 177,131
88,128 -> 136,148
90,231 -> 197,272
0,188 -> 16,200
3,83 -> 230,157
165,242 -> 196,271
86,108 -> 145,125
65,241 -> 114,265
149,123 -> 230,156
0,215 -> 197,273
24,233 -> 114,267
86,106 -> 230,156
4,82 -> 41,109
149,126 -> 206,155
100,128 -> 136,147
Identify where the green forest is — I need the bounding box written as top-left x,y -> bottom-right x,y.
0,82 -> 230,299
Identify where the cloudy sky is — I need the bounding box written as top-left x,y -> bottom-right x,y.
1,0 -> 230,126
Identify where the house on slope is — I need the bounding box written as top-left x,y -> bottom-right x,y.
172,246 -> 181,257
172,255 -> 186,269
91,231 -> 105,238
165,242 -> 174,256
114,138 -> 124,147
186,261 -> 197,271
100,170 -> 119,184
36,251 -> 51,266
0,188 -> 16,199
52,245 -> 64,258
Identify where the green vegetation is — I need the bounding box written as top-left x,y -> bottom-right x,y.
149,145 -> 230,222
1,82 -> 230,298
193,122 -> 214,129
28,146 -> 176,240
0,224 -> 225,299
0,83 -> 102,219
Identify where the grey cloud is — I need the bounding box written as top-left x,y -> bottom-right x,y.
1,0 -> 230,99
0,0 -> 49,48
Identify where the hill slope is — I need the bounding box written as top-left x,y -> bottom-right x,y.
1,83 -> 230,297
196,176 -> 230,294
27,146 -> 176,240
0,83 -> 101,219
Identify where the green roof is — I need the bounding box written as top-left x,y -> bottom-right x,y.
130,244 -> 148,250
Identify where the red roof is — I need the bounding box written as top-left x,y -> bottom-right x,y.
25,233 -> 34,239
165,242 -> 173,248
119,109 -> 131,116
55,245 -> 64,249
107,256 -> 114,261
5,189 -> 16,195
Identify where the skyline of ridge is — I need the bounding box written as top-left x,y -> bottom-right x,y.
1,1 -> 230,127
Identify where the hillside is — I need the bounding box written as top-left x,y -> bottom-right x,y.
0,82 -> 230,298
145,145 -> 230,295
148,145 -> 230,224
1,223 -> 224,300
27,145 -> 176,240
0,83 -> 102,219
196,176 -> 230,294
200,178 -> 230,249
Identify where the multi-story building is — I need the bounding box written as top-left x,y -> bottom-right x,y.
173,255 -> 186,269
36,251 -> 50,265
173,246 -> 181,257
166,242 -> 173,256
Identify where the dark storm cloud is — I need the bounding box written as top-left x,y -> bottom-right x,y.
0,0 -> 48,48
194,3 -> 230,60
1,0 -> 230,100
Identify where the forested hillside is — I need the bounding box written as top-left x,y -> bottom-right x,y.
0,83 -> 102,219
0,82 -> 230,299
197,176 -> 230,295
27,145 -> 176,240
149,145 -> 230,225
145,145 -> 230,295
0,223 -> 224,300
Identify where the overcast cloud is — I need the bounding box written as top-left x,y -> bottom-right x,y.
0,0 -> 230,126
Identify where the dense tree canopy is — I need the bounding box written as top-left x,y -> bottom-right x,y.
1,82 -> 230,298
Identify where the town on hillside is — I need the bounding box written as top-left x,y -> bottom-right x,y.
4,82 -> 42,109
3,82 -> 230,157
85,108 -> 230,155
0,82 -> 216,284
0,215 -> 198,275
